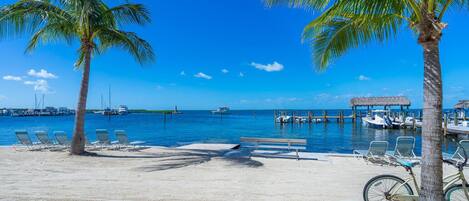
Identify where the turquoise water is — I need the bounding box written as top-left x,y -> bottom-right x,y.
0,110 -> 463,154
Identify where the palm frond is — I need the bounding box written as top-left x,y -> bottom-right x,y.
106,4 -> 151,26
1,0 -> 155,67
0,0 -> 71,38
26,21 -> 77,53
309,13 -> 402,69
264,0 -> 331,10
96,28 -> 155,65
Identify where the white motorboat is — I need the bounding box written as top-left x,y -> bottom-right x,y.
118,105 -> 129,115
212,107 -> 230,114
276,115 -> 292,123
362,110 -> 400,129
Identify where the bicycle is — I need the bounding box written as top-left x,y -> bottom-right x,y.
362,143 -> 469,201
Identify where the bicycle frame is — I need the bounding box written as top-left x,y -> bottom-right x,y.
443,170 -> 469,199
388,168 -> 469,200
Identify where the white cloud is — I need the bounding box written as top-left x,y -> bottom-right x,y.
24,79 -> 50,93
0,95 -> 5,101
3,75 -> 22,81
180,71 -> 186,76
358,75 -> 370,81
251,61 -> 284,72
239,72 -> 244,77
194,72 -> 212,80
221,69 -> 229,74
28,69 -> 57,79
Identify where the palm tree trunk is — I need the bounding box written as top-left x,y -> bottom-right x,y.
420,41 -> 444,201
70,46 -> 92,155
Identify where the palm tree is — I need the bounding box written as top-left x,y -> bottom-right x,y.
0,0 -> 154,155
265,0 -> 466,200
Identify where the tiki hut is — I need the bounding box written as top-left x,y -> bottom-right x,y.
350,96 -> 411,109
454,100 -> 469,110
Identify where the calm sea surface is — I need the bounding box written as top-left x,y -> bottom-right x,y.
0,110 -> 464,154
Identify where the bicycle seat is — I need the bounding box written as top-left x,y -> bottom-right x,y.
397,158 -> 420,168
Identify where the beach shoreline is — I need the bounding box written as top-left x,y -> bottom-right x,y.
1,146 -> 465,201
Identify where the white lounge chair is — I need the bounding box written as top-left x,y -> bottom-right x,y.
113,130 -> 146,151
91,129 -> 111,149
387,136 -> 417,159
353,141 -> 389,163
444,140 -> 469,163
35,131 -> 54,148
54,131 -> 71,149
14,130 -> 41,151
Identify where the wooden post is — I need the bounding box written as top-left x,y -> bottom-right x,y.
341,111 -> 345,123
323,110 -> 327,123
336,111 -> 340,123
412,113 -> 416,130
308,111 -> 312,123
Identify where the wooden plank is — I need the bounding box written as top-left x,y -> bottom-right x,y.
240,137 -> 306,145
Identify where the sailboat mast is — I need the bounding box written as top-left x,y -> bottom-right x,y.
34,93 -> 37,110
108,85 -> 111,109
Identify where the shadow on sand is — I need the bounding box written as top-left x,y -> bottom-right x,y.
89,148 -> 264,172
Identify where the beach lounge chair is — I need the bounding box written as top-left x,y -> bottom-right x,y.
113,130 -> 146,151
444,140 -> 469,162
387,136 -> 417,159
353,141 -> 389,163
54,131 -> 71,148
35,131 -> 55,148
14,130 -> 41,151
91,129 -> 111,149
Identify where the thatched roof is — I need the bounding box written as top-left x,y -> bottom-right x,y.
455,100 -> 469,109
350,96 -> 411,107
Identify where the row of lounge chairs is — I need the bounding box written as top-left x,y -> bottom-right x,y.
354,136 -> 469,165
14,129 -> 146,151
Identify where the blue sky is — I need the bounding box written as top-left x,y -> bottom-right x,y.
0,0 -> 468,110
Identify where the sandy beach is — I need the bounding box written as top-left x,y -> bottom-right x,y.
0,146 -> 465,201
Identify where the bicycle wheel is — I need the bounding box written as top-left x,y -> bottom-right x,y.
445,184 -> 469,201
363,175 -> 414,201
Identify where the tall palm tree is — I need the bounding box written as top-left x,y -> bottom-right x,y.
0,0 -> 154,155
265,0 -> 466,200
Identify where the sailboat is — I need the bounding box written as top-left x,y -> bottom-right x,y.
172,105 -> 183,114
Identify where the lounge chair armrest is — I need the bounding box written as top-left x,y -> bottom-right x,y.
111,141 -> 119,144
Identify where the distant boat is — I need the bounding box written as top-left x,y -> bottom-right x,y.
362,110 -> 401,129
172,105 -> 183,114
118,105 -> 129,115
102,108 -> 119,116
212,107 -> 230,114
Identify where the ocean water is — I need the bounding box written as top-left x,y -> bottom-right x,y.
0,110 -> 464,154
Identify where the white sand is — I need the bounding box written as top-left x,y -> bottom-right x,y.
0,146 -> 465,201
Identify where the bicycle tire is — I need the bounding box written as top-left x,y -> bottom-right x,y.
444,184 -> 469,201
363,174 -> 414,201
